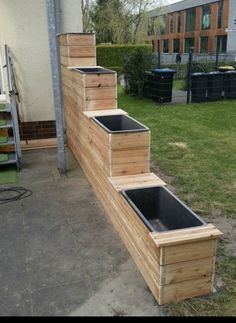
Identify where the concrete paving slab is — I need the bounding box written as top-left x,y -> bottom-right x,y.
0,148 -> 164,316
31,280 -> 91,316
0,290 -> 32,316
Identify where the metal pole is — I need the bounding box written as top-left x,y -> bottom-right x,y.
158,51 -> 161,69
187,47 -> 194,104
46,0 -> 66,174
215,47 -> 219,70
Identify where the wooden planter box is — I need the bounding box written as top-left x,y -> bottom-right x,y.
72,67 -> 117,111
109,177 -> 223,305
59,33 -> 96,67
84,110 -> 150,176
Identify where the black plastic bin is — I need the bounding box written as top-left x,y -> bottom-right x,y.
92,114 -> 149,134
74,67 -> 115,74
224,71 -> 236,99
191,73 -> 208,103
144,68 -> 176,103
122,186 -> 206,232
207,72 -> 224,101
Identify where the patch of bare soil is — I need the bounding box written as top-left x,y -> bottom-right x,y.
205,214 -> 236,257
150,160 -> 177,194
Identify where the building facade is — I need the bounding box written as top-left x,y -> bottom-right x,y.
0,0 -> 83,139
147,0 -> 236,55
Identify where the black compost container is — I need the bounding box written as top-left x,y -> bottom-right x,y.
224,70 -> 236,99
144,68 -> 176,103
122,186 -> 206,232
92,114 -> 149,134
207,71 -> 224,101
74,67 -> 115,74
191,73 -> 208,103
143,71 -> 153,99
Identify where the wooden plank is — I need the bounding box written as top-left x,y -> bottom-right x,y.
150,224 -> 223,248
84,73 -> 116,88
60,45 -> 96,58
109,173 -> 166,191
160,276 -> 213,305
111,147 -> 149,165
110,131 -> 150,150
161,239 -> 217,265
160,257 -> 214,285
111,161 -> 150,177
85,87 -> 117,100
58,33 -> 96,46
75,94 -> 117,111
60,56 -> 97,67
84,109 -> 127,118
21,138 -> 57,150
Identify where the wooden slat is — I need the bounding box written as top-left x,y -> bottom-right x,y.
21,138 -> 57,150
150,224 -> 223,248
84,109 -> 127,118
60,45 -> 96,58
84,73 -> 116,88
161,239 -> 217,265
160,276 -> 213,305
58,33 -> 96,46
109,173 -> 166,191
60,56 -> 97,67
160,257 -> 214,285
110,131 -> 150,150
85,87 -> 117,100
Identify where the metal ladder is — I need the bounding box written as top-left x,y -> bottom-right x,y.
0,45 -> 22,170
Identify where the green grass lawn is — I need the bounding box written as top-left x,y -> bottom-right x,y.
118,86 -> 236,316
0,165 -> 17,185
173,79 -> 185,91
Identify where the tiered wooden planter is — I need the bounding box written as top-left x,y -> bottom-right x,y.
58,33 -> 223,305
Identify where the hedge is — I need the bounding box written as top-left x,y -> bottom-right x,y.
97,44 -> 152,76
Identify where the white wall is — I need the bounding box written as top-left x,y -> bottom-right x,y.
0,0 -> 83,122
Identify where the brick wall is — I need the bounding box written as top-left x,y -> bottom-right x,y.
20,121 -> 56,140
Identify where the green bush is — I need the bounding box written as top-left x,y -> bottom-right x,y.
123,48 -> 152,97
97,44 -> 152,76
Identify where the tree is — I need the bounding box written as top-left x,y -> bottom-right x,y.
84,0 -> 167,44
89,0 -> 131,44
82,0 -> 94,32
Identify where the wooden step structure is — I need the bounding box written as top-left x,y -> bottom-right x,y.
58,33 -> 223,305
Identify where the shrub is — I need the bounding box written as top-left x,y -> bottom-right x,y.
123,48 -> 152,97
96,44 -> 152,76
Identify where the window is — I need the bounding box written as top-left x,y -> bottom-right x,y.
173,39 -> 180,53
177,12 -> 181,33
217,0 -> 223,28
200,37 -> 208,53
185,8 -> 195,32
169,14 -> 173,33
158,15 -> 166,35
217,35 -> 227,53
163,39 -> 169,53
202,4 -> 211,30
185,38 -> 194,53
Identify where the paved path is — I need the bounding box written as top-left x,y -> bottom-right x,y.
0,148 -> 165,316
